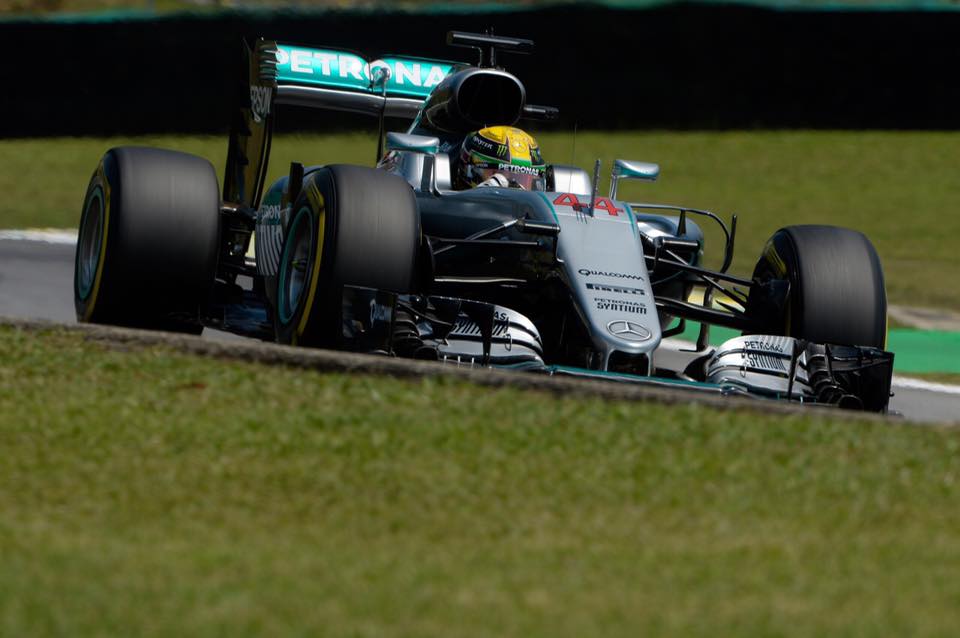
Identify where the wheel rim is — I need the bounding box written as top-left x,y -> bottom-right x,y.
278,207 -> 314,325
76,188 -> 104,301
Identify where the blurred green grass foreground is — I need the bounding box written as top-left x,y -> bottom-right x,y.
2,326 -> 960,636
10,0 -> 960,17
3,130 -> 959,309
0,0 -> 537,18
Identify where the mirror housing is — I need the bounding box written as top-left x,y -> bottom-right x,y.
609,159 -> 660,200
386,132 -> 440,155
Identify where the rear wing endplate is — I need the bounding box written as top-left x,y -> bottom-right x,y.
224,39 -> 459,209
224,39 -> 278,210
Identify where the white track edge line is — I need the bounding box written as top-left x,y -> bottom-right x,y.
0,229 -> 78,245
892,376 -> 960,395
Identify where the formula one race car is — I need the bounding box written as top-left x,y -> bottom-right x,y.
74,32 -> 894,411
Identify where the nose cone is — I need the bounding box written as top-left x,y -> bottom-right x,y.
546,193 -> 662,362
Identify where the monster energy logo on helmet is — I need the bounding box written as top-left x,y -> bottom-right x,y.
458,126 -> 546,190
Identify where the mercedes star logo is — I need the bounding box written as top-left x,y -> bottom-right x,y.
607,320 -> 651,342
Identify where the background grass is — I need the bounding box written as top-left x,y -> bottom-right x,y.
2,325 -> 960,636
3,131 -> 959,309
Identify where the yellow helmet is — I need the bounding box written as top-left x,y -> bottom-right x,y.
457,126 -> 546,190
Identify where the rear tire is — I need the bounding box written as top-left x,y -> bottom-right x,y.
751,224 -> 887,348
74,146 -> 221,333
275,165 -> 420,347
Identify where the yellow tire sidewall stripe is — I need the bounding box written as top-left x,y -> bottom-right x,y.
295,187 -> 326,342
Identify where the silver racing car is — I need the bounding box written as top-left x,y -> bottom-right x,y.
73,31 -> 894,411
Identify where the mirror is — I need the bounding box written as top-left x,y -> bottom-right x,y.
609,159 -> 660,200
385,132 -> 440,155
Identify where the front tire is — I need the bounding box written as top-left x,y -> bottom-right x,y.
751,224 -> 887,348
74,146 -> 221,333
275,165 -> 420,347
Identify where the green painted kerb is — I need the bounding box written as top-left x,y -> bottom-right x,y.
886,329 -> 960,373
275,45 -> 455,99
675,324 -> 960,374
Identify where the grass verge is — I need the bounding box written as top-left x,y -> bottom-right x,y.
3,131 -> 958,310
2,326 -> 960,636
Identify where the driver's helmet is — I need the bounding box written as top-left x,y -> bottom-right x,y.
457,126 -> 546,190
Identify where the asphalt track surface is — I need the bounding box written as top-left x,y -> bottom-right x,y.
2,237 -> 958,425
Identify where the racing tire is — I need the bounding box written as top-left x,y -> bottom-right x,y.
274,164 -> 420,347
751,224 -> 887,348
74,146 -> 221,334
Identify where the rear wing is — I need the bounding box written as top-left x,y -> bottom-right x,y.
275,44 -> 460,118
224,38 -> 460,209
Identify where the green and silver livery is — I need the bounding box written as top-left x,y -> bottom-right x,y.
275,45 -> 455,99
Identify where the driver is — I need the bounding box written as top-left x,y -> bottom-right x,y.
455,126 -> 546,190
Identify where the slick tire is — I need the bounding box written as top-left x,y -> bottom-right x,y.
74,146 -> 221,334
274,164 -> 420,347
751,224 -> 887,348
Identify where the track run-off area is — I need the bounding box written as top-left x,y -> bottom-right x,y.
2,232 -> 958,424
